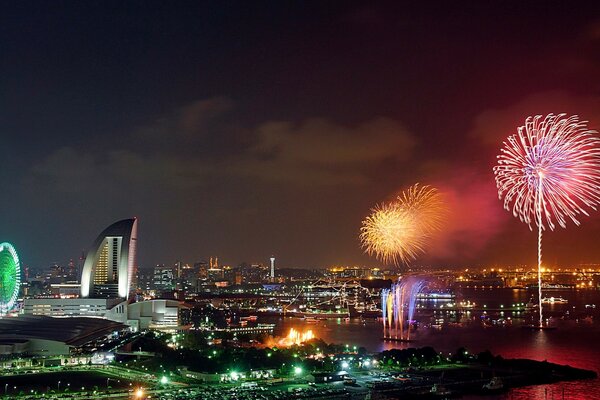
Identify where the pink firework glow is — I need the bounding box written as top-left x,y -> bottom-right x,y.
493,113 -> 600,327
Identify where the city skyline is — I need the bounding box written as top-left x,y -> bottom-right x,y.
2,2 -> 600,269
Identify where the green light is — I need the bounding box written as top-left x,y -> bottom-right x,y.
0,243 -> 20,313
294,367 -> 302,375
160,376 -> 168,384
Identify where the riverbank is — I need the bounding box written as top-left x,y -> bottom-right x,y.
371,353 -> 597,399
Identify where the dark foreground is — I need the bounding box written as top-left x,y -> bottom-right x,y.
370,358 -> 597,399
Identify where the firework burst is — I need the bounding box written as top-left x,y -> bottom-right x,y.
397,184 -> 447,235
360,184 -> 445,265
360,202 -> 423,265
494,114 -> 600,230
493,113 -> 600,326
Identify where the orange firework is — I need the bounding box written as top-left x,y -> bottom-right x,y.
397,184 -> 446,235
360,184 -> 446,265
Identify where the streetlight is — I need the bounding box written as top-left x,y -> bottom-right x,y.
294,366 -> 302,376
57,381 -> 61,392
135,388 -> 144,398
160,376 -> 169,385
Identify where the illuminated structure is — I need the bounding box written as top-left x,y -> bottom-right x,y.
270,256 -> 275,280
494,114 -> 600,326
81,218 -> 138,299
0,242 -> 21,314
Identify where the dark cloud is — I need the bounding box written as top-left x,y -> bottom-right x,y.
24,102 -> 418,267
236,117 -> 415,185
3,2 -> 600,269
470,91 -> 600,147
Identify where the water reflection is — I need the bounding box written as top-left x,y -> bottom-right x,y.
267,288 -> 600,399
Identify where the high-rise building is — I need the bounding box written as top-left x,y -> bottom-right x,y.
153,264 -> 175,291
270,256 -> 275,280
80,218 -> 138,299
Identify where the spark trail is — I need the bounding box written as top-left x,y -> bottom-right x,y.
494,114 -> 600,326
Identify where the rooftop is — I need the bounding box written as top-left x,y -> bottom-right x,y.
0,315 -> 127,346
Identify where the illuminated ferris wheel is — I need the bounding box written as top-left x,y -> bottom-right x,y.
0,242 -> 21,314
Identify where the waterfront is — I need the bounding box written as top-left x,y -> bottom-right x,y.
269,288 -> 600,399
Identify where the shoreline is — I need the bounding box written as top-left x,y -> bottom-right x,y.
369,355 -> 597,398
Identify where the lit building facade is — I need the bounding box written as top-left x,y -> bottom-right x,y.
23,298 -> 126,319
81,218 -> 138,299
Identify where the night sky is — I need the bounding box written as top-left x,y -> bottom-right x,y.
2,1 -> 600,270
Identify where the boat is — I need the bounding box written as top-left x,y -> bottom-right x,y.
295,308 -> 350,318
417,292 -> 455,301
527,283 -> 576,290
525,301 -> 538,310
240,315 -> 258,321
482,377 -> 505,392
381,336 -> 416,343
429,384 -> 455,397
302,317 -> 319,323
541,296 -> 568,304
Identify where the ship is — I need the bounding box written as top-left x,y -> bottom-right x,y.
293,308 -> 351,318
416,292 -> 455,301
541,296 -> 568,304
302,317 -> 319,323
526,283 -> 576,290
482,377 -> 505,393
356,304 -> 382,319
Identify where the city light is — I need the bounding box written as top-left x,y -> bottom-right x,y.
3,5 -> 600,400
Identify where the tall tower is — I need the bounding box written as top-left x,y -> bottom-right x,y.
80,218 -> 138,299
270,256 -> 275,281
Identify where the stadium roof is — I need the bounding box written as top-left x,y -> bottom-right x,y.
0,315 -> 127,346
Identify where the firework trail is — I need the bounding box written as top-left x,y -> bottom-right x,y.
360,184 -> 446,265
494,114 -> 600,326
381,277 -> 426,340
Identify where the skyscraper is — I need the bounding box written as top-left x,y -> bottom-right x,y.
270,256 -> 275,280
80,218 -> 138,299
